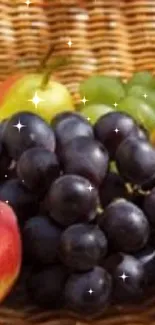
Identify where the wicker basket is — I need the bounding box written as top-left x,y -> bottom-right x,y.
1,0 -> 155,324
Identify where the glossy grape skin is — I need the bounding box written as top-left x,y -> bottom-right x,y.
59,224 -> 107,271
60,137 -> 109,187
118,96 -> 155,132
99,172 -> 128,208
134,246 -> 155,286
3,112 -> 56,160
0,179 -> 38,226
116,137 -> 155,187
99,199 -> 149,253
51,112 -> 94,151
45,174 -> 99,227
17,147 -> 60,197
125,71 -> 153,90
143,188 -> 155,227
80,104 -> 114,124
94,112 -> 138,159
80,75 -> 125,106
64,266 -> 112,316
104,253 -> 146,302
27,265 -> 67,309
23,216 -> 62,265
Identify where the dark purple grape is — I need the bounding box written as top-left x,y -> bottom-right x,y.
51,111 -> 94,151
17,147 -> 60,197
104,253 -> 146,301
27,265 -> 67,308
23,216 -> 62,264
144,188 -> 155,227
45,174 -> 99,226
59,223 -> 107,271
60,137 -> 109,186
99,172 -> 128,208
64,266 -> 112,316
134,246 -> 155,286
3,112 -> 56,160
99,199 -> 149,252
94,112 -> 145,159
115,136 -> 155,186
0,179 -> 38,226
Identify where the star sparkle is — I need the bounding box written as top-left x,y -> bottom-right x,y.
87,185 -> 94,192
88,288 -> 94,295
28,91 -> 45,109
5,200 -> 9,204
13,120 -> 26,133
25,0 -> 31,6
67,39 -> 73,47
143,93 -> 148,99
119,272 -> 129,282
114,128 -> 119,133
80,96 -> 89,105
113,102 -> 118,107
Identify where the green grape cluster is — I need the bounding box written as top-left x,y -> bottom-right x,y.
79,71 -> 155,133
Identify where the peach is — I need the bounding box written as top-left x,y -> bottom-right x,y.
0,201 -> 21,302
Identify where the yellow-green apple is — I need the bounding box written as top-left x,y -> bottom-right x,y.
0,72 -> 74,123
0,201 -> 21,302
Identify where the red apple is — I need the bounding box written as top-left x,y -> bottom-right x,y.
0,201 -> 21,302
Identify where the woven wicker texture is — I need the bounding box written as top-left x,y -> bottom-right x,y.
1,0 -> 155,324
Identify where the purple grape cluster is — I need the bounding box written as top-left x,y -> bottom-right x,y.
1,111 -> 155,317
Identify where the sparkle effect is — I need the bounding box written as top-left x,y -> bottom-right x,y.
87,185 -> 94,192
143,93 -> 148,99
114,128 -> 119,133
28,91 -> 45,109
67,39 -> 73,47
119,272 -> 129,282
88,288 -> 94,295
113,102 -> 118,107
5,200 -> 9,204
25,0 -> 31,6
80,96 -> 89,105
13,120 -> 26,133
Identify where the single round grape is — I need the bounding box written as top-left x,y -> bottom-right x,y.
99,172 -> 128,208
17,147 -> 60,197
80,104 -> 114,124
60,137 -> 109,186
134,246 -> 155,286
118,96 -> 155,132
45,174 -> 98,226
0,179 -> 38,226
59,223 -> 107,271
64,266 -> 112,316
104,253 -> 146,301
23,216 -> 62,264
94,112 -> 137,158
99,199 -> 149,252
27,265 -> 67,308
125,71 -> 153,90
116,136 -> 155,186
51,111 -> 94,151
3,112 -> 56,160
143,188 -> 155,227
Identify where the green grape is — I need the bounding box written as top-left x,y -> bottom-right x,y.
80,104 -> 114,124
125,71 -> 153,90
79,75 -> 125,106
118,96 -> 155,132
127,85 -> 155,109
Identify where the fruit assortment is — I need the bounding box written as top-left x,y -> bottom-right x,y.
1,105 -> 155,318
